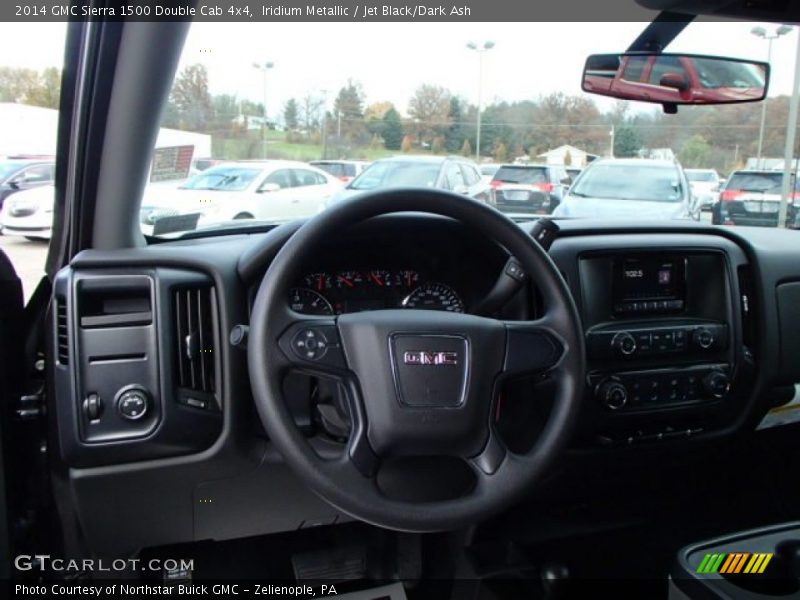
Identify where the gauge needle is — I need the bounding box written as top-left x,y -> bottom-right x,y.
338,276 -> 354,288
370,273 -> 383,286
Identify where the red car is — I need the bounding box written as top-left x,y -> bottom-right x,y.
584,54 -> 766,105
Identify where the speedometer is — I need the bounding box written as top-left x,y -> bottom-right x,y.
402,283 -> 465,313
289,288 -> 334,315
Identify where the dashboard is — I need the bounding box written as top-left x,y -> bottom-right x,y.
50,216 -> 800,558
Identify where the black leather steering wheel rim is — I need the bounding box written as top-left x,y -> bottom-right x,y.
248,188 -> 585,532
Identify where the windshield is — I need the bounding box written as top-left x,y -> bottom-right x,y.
134,21 -> 800,236
686,170 -> 717,182
349,161 -> 440,190
693,57 -> 766,89
179,166 -> 261,191
493,166 -> 548,185
570,164 -> 683,203
726,172 -> 788,193
0,162 -> 25,180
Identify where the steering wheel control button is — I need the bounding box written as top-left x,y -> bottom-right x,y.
116,387 -> 150,421
293,328 -> 330,360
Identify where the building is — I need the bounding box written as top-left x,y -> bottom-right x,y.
745,157 -> 800,171
0,102 -> 211,160
536,144 -> 598,167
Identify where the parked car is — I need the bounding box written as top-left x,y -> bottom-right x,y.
553,158 -> 693,220
712,169 -> 798,228
479,163 -> 501,184
0,158 -> 54,213
489,163 -> 571,216
685,168 -> 721,212
0,184 -> 55,240
140,161 -> 343,235
326,155 -> 492,207
309,160 -> 370,183
566,167 -> 583,182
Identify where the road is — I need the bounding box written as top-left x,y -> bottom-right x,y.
0,235 -> 48,301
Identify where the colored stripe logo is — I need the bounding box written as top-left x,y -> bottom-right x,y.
696,552 -> 773,574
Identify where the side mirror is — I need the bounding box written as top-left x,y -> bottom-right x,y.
560,177 -> 572,186
453,184 -> 470,195
7,179 -> 20,190
582,52 -> 769,106
258,183 -> 281,193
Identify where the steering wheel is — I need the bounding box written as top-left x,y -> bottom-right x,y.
248,188 -> 585,532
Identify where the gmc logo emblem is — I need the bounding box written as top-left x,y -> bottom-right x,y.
403,351 -> 459,366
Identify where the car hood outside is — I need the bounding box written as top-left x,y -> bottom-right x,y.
554,194 -> 690,220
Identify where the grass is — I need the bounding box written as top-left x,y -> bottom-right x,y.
210,129 -> 448,162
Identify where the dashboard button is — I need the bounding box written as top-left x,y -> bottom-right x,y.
117,388 -> 149,421
611,332 -> 637,356
693,327 -> 715,350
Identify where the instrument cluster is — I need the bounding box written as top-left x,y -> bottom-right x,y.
289,269 -> 465,315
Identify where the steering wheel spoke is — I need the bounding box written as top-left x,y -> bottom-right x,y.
469,426 -> 508,476
501,314 -> 567,381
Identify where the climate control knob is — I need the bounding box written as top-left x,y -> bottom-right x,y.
693,327 -> 715,350
611,332 -> 637,356
703,371 -> 730,399
596,380 -> 629,410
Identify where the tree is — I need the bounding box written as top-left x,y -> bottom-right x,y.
333,79 -> 368,144
408,84 -> 451,147
25,67 -> 61,109
614,125 -> 642,158
369,133 -> 384,150
461,138 -> 472,157
431,136 -> 444,154
0,67 -> 38,103
401,135 -> 413,153
169,64 -> 213,132
382,108 -> 404,150
283,98 -> 299,130
563,149 -> 573,166
493,142 -> 509,163
365,101 -> 394,138
679,135 -> 712,168
300,93 -> 323,132
444,97 -> 464,153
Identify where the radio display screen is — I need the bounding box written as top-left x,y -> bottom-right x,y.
613,256 -> 685,310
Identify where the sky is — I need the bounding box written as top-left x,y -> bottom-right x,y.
0,20 -> 798,119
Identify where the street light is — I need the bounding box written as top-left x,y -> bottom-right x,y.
751,25 -> 792,169
466,40 -> 495,160
252,61 -> 275,158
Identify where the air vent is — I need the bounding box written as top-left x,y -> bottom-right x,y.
173,286 -> 217,398
56,297 -> 69,365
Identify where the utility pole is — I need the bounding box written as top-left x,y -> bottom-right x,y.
752,25 -> 792,169
779,31 -> 800,228
467,41 -> 495,161
252,61 -> 274,159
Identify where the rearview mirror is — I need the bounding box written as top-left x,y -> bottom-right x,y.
582,53 -> 768,107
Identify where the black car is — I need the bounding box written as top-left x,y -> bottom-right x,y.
0,159 -> 55,210
713,169 -> 798,228
489,163 -> 571,216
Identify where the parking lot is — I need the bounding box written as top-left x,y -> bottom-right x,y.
0,234 -> 47,300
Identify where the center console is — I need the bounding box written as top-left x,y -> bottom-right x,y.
574,245 -> 749,446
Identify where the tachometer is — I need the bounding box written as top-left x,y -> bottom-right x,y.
289,288 -> 334,315
402,283 -> 465,313
303,272 -> 332,292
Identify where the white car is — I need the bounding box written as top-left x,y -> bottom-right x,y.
685,168 -> 721,212
140,161 -> 343,235
553,158 -> 693,221
0,184 -> 55,240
